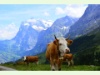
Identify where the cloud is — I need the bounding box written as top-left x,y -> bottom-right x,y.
44,11 -> 50,16
56,7 -> 65,15
0,23 -> 19,40
27,18 -> 37,23
65,5 -> 88,18
56,4 -> 88,18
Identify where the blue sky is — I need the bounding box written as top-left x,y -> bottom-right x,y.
0,4 -> 88,40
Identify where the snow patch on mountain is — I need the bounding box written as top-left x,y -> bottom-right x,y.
23,22 -> 30,26
23,18 -> 53,31
61,26 -> 69,30
32,25 -> 46,31
41,19 -> 53,28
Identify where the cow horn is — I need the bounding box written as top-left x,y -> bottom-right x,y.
66,34 -> 70,40
54,35 -> 57,40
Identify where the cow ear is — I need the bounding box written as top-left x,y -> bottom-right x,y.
67,40 -> 73,46
47,43 -> 50,47
53,40 -> 59,45
53,40 -> 55,44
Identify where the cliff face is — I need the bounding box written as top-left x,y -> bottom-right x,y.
66,4 -> 100,39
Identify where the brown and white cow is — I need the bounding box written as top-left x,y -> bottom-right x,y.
23,56 -> 39,65
46,35 -> 73,70
63,53 -> 74,66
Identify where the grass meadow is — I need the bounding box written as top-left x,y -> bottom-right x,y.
1,63 -> 100,71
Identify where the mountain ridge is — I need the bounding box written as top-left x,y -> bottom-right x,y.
66,4 -> 100,39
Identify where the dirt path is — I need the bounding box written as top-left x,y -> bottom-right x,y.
0,66 -> 17,71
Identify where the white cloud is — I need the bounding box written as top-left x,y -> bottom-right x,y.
44,12 -> 50,16
65,5 -> 88,18
56,7 -> 65,15
27,18 -> 37,23
0,23 -> 18,40
56,4 -> 88,18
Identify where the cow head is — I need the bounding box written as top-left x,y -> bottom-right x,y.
23,56 -> 26,61
53,35 -> 73,57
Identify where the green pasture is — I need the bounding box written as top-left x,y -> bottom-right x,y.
1,63 -> 100,71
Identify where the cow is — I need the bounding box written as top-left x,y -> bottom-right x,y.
23,56 -> 39,65
46,35 -> 73,71
63,53 -> 74,66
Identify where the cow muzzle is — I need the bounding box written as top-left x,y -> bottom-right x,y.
66,49 -> 70,53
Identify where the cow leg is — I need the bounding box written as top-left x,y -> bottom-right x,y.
58,65 -> 61,71
68,61 -> 70,66
55,64 -> 58,70
50,65 -> 55,71
36,61 -> 39,65
58,60 -> 62,71
71,60 -> 74,66
66,59 -> 70,66
58,68 -> 61,71
50,59 -> 55,71
55,60 -> 61,71
27,62 -> 29,66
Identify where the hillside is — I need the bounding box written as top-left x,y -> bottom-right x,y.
0,40 -> 21,63
33,4 -> 100,66
36,26 -> 100,65
64,4 -> 100,65
70,26 -> 100,65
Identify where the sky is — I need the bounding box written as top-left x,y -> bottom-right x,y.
0,4 -> 88,40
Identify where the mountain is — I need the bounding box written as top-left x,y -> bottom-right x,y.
13,4 -> 100,65
37,5 -> 100,65
0,40 -> 21,63
12,22 -> 39,51
30,16 -> 78,55
66,4 -> 100,39
0,18 -> 53,63
12,18 -> 53,52
65,4 -> 100,65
